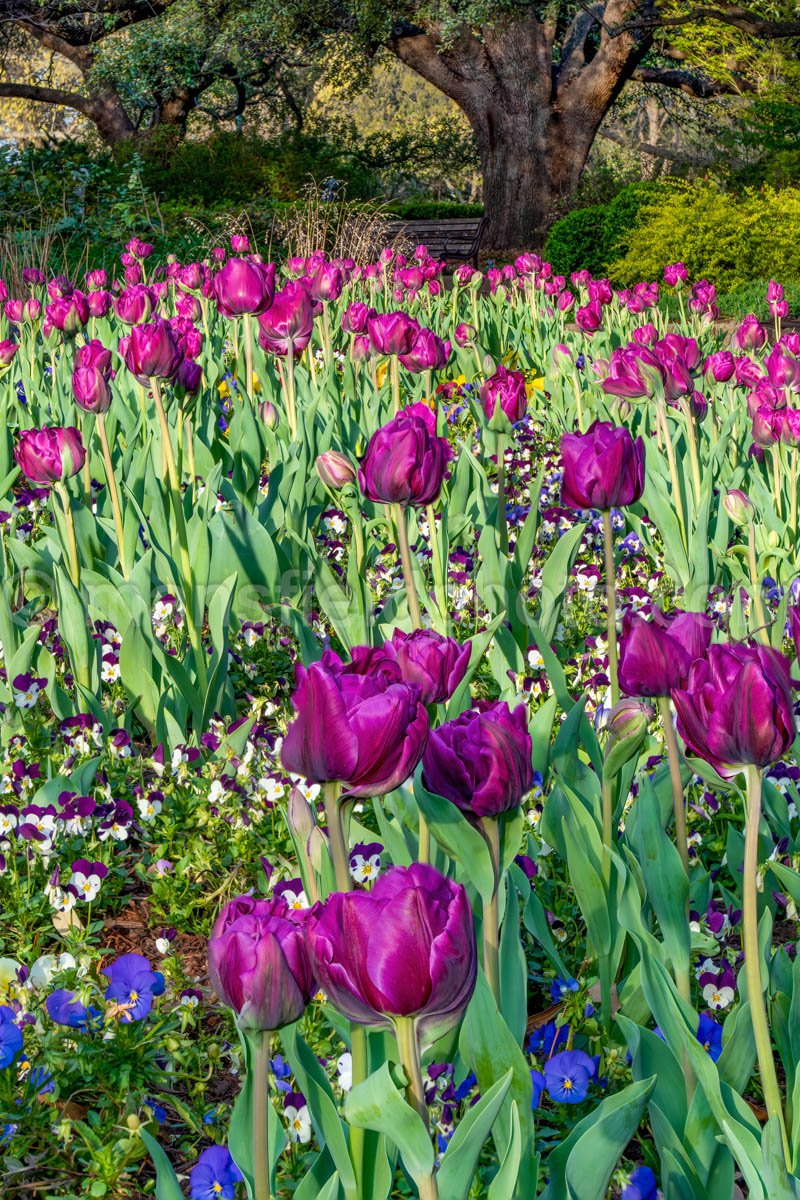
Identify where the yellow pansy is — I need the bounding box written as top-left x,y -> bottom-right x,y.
0,957 -> 22,1002
376,361 -> 389,389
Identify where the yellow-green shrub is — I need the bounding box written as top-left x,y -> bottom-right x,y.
611,185 -> 800,290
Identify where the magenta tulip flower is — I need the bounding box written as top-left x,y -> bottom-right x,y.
15,427 -> 86,484
560,420 -> 645,510
0,340 -> 17,367
257,282 -> 314,356
733,314 -> 767,352
308,262 -> 344,303
316,451 -> 356,489
398,328 -> 451,373
618,607 -> 714,698
576,300 -> 602,332
75,340 -> 112,376
664,262 -> 688,287
280,651 -> 429,796
479,365 -> 528,425
367,311 -> 420,357
703,351 -> 735,383
358,403 -> 452,508
213,258 -> 276,318
672,643 -> 794,779
72,366 -> 112,414
123,319 -> 183,384
385,628 -> 471,705
342,303 -> 376,335
600,346 -> 662,399
46,292 -> 89,335
208,894 -> 314,1032
306,863 -> 476,1042
422,700 -> 533,819
113,286 -> 154,326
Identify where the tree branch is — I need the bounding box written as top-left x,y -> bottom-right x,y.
0,79 -> 96,112
631,65 -> 753,96
600,125 -> 745,166
613,4 -> 800,40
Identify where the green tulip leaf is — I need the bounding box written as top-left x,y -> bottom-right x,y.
139,1128 -> 185,1200
344,1061 -> 434,1187
435,1069 -> 513,1200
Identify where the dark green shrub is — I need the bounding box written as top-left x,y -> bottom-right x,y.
543,205 -> 607,276
386,199 -> 484,220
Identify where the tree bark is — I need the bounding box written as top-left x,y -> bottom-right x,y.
389,5 -> 649,253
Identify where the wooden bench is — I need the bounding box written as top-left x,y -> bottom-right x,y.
384,217 -> 487,267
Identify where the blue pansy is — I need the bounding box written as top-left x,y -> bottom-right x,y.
0,1007 -> 23,1069
453,1070 -> 476,1102
190,1145 -> 244,1200
543,1049 -> 597,1104
527,1021 -> 568,1057
622,1164 -> 658,1200
696,1012 -> 723,1062
530,1069 -> 546,1110
46,989 -> 101,1030
102,954 -> 165,1022
271,1055 -> 292,1092
550,977 -> 580,1003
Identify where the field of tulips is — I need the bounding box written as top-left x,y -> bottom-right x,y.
3,241 -> 800,1200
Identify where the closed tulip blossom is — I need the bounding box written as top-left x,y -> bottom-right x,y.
479,364 -> 528,424
600,346 -> 661,399
257,282 -> 314,356
422,700 -> 533,820
15,427 -> 85,484
0,340 -> 17,368
358,403 -> 452,508
385,628 -> 471,705
398,327 -> 451,372
703,351 -> 735,383
72,366 -> 112,414
560,420 -> 645,510
113,285 -> 154,325
280,651 -> 429,797
123,319 -> 183,384
341,302 -> 376,335
664,262 -> 688,287
207,894 -> 315,1032
733,314 -> 767,352
367,311 -> 420,357
213,257 -> 276,317
672,643 -> 794,779
316,450 -> 356,489
618,607 -> 714,697
306,863 -> 476,1043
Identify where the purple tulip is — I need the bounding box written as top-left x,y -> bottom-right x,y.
306,863 -> 476,1041
600,346 -> 661,399
75,339 -> 112,376
367,311 -> 420,357
342,303 -> 376,335
213,257 -> 276,318
479,365 -> 528,425
703,351 -> 735,383
454,322 -> 476,347
560,420 -> 645,510
72,366 -> 112,414
281,650 -> 429,796
733,314 -> 767,352
0,340 -> 17,367
46,291 -> 88,335
399,328 -> 451,373
664,262 -> 688,287
382,628 -> 471,705
672,643 -> 794,778
765,345 -> 800,390
207,894 -> 314,1032
576,300 -> 602,332
316,451 -> 356,489
257,282 -> 314,356
123,319 -> 183,384
87,290 -> 112,318
618,607 -> 714,698
422,700 -> 533,819
358,402 -> 452,508
308,262 -> 344,303
15,427 -> 86,484
113,286 -> 154,326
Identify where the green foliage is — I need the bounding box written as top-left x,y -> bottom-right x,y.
544,181 -> 683,278
386,199 -> 484,219
612,183 -> 800,289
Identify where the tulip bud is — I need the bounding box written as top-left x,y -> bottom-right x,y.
723,489 -> 754,527
603,699 -> 652,778
454,322 -> 476,347
307,826 -> 329,875
287,786 -> 316,843
316,451 -> 356,489
259,400 -> 278,429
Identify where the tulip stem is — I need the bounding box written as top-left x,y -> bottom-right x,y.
743,765 -> 789,1164
54,482 -> 81,589
495,435 -> 509,557
96,414 -> 129,579
746,523 -> 770,646
657,696 -> 692,1008
393,504 -> 424,629
481,817 -> 502,1006
349,1025 -> 367,1188
151,378 -> 208,697
252,1031 -> 271,1200
323,781 -> 351,893
394,1016 -> 429,1128
790,448 -> 798,539
243,312 -> 255,400
391,356 -> 401,414
655,398 -> 687,551
677,397 -> 702,507
426,503 -> 448,635
285,346 -> 297,439
601,508 -> 619,706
